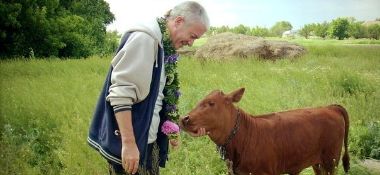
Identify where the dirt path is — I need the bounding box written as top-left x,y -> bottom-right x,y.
361,159 -> 380,174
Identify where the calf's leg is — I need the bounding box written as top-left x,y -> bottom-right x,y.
225,159 -> 234,175
312,164 -> 322,175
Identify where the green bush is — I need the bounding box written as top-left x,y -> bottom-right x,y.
0,0 -> 114,58
333,73 -> 375,97
351,121 -> 380,159
0,109 -> 63,174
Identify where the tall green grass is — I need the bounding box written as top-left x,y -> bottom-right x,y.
0,57 -> 110,174
266,37 -> 380,46
1,41 -> 379,174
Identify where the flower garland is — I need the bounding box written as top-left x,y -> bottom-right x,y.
157,17 -> 181,123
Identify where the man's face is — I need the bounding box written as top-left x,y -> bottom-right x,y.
169,16 -> 207,49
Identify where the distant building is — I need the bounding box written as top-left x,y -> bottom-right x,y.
282,30 -> 298,38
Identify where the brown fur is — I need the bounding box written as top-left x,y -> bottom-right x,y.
180,88 -> 350,175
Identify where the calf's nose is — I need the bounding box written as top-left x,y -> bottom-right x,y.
182,115 -> 190,125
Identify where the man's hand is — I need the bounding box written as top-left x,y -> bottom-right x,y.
189,127 -> 209,137
169,139 -> 180,149
121,141 -> 140,174
115,110 -> 139,174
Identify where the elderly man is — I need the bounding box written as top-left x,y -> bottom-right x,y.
88,1 -> 210,175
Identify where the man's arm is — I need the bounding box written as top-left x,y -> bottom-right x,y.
115,111 -> 139,174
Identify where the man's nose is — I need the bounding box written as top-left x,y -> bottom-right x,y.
187,40 -> 194,47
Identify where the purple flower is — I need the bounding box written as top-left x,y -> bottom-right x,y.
165,54 -> 178,64
175,90 -> 181,98
166,104 -> 177,112
161,120 -> 180,135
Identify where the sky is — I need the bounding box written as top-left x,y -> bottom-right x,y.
104,0 -> 380,34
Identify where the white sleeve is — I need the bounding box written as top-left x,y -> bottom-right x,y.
106,32 -> 157,111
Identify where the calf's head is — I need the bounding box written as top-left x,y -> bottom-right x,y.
179,88 -> 245,144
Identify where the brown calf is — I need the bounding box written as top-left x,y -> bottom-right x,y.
180,88 -> 349,175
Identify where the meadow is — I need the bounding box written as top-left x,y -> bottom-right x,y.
1,39 -> 379,175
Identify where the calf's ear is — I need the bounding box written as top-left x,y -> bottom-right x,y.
227,88 -> 245,103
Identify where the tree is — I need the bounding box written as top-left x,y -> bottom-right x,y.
216,25 -> 231,34
367,24 -> 380,39
299,24 -> 314,39
0,0 -> 114,58
270,21 -> 292,37
233,24 -> 250,35
314,22 -> 329,39
69,0 -> 114,53
328,18 -> 350,40
101,30 -> 121,55
250,26 -> 270,37
206,26 -> 217,35
0,1 -> 63,57
349,21 -> 367,39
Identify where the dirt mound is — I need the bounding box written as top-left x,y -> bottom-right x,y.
194,32 -> 306,60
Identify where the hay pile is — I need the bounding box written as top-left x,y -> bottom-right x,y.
194,32 -> 306,59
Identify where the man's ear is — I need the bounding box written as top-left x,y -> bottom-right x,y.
174,16 -> 185,26
226,88 -> 245,103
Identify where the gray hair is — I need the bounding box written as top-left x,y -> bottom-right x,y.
165,1 -> 210,29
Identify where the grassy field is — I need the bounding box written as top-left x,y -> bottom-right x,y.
1,39 -> 379,174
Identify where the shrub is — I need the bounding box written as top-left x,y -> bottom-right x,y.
350,121 -> 380,159
0,118 -> 64,174
333,73 -> 375,97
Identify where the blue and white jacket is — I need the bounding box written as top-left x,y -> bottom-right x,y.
87,18 -> 169,168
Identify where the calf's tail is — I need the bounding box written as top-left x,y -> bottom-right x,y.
333,104 -> 350,173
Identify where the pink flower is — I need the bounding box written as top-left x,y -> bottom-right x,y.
161,120 -> 180,135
